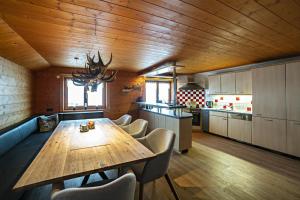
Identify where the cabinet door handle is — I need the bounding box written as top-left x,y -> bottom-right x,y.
264,119 -> 273,122
223,118 -> 227,120
255,114 -> 262,117
294,122 -> 300,126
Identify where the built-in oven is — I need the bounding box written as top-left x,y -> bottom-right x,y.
191,111 -> 201,126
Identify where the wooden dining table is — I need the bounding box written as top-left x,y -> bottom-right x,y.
14,118 -> 155,191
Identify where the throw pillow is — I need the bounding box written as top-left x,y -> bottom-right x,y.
38,114 -> 58,133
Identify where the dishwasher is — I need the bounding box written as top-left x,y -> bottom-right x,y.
228,113 -> 252,143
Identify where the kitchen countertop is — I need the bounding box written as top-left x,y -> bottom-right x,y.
136,102 -> 186,109
141,108 -> 193,119
193,107 -> 252,115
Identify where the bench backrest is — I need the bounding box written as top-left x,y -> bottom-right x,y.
0,117 -> 38,157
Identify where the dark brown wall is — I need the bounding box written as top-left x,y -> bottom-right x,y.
33,67 -> 145,120
0,56 -> 33,130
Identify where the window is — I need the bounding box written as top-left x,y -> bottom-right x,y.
145,82 -> 157,103
64,78 -> 106,110
145,81 -> 171,103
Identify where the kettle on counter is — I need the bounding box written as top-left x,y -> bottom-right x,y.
205,101 -> 213,108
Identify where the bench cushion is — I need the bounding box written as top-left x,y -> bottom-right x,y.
0,131 -> 52,200
0,118 -> 38,157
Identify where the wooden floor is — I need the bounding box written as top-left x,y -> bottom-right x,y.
22,131 -> 300,200
139,131 -> 300,200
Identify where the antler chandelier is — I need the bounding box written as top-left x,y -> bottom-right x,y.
72,51 -> 117,92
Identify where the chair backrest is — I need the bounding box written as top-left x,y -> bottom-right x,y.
51,173 -> 136,200
125,119 -> 148,138
141,128 -> 175,183
113,114 -> 132,126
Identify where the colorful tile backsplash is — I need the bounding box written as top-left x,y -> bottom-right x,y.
177,89 -> 205,107
210,95 -> 252,112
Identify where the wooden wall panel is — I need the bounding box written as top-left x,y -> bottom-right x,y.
33,67 -> 145,120
0,56 -> 32,130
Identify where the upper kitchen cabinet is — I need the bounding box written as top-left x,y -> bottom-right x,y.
221,73 -> 236,94
235,71 -> 252,94
208,75 -> 221,94
286,62 -> 300,122
252,65 -> 286,119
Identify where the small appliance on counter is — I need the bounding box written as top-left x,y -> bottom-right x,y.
205,101 -> 213,108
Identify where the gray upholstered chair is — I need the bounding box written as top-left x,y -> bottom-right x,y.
51,173 -> 136,200
131,128 -> 179,200
112,114 -> 132,126
122,119 -> 148,138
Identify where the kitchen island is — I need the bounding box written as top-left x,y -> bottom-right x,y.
139,108 -> 193,153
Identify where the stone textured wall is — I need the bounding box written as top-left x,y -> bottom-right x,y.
0,56 -> 32,130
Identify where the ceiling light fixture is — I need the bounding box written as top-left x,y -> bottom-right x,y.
72,51 -> 117,92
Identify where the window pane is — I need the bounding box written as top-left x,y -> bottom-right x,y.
145,82 -> 157,103
158,82 -> 170,103
88,83 -> 104,106
67,79 -> 84,107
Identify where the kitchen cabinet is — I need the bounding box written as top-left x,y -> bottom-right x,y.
139,109 -> 192,153
156,114 -> 166,128
148,112 -> 156,131
221,73 -> 236,94
165,116 -> 192,153
252,64 -> 286,119
235,71 -> 252,94
208,75 -> 221,94
287,120 -> 300,157
286,62 -> 300,121
228,118 -> 252,143
209,111 -> 228,137
252,117 -> 286,153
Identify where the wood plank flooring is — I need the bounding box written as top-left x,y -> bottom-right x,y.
21,131 -> 300,200
140,131 -> 300,200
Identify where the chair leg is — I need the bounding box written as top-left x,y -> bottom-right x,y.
139,183 -> 144,200
99,171 -> 108,180
164,174 -> 180,200
81,175 -> 90,186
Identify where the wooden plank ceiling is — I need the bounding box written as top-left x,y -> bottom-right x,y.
0,18 -> 49,69
0,0 -> 300,73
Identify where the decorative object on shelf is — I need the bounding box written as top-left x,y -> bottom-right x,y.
80,124 -> 89,132
122,84 -> 142,93
72,51 -> 117,92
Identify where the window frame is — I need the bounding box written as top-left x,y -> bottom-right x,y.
145,80 -> 171,103
63,77 -> 106,111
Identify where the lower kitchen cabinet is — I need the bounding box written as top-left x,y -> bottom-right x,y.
252,117 -> 286,153
139,110 -> 192,153
228,118 -> 252,143
165,116 -> 192,153
287,121 -> 300,157
209,113 -> 228,137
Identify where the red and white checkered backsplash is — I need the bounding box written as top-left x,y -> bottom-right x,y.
177,89 -> 205,107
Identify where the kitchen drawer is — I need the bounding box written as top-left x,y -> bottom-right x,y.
210,111 -> 227,118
